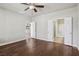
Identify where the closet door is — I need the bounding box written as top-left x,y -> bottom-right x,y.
64,17 -> 73,46
48,20 -> 54,41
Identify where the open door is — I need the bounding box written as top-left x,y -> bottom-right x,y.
30,22 -> 36,38
64,17 -> 73,46
48,20 -> 54,41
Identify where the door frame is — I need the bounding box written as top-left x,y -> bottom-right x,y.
48,17 -> 73,46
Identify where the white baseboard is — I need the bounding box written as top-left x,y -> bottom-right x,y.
0,38 -> 25,46
36,38 -> 53,42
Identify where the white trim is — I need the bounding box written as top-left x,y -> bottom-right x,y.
36,38 -> 53,42
0,38 -> 25,46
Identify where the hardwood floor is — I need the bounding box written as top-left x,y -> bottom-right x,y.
0,38 -> 79,56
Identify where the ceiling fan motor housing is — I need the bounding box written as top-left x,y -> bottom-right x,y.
29,5 -> 35,9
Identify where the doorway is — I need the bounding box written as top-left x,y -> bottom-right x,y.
54,19 -> 64,44
48,17 -> 73,46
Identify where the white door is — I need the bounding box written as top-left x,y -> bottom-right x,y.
64,17 -> 72,46
30,22 -> 36,38
48,20 -> 54,41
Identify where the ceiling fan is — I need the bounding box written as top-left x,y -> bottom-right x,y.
21,3 -> 44,12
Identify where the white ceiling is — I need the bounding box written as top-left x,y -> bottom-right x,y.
0,3 -> 77,16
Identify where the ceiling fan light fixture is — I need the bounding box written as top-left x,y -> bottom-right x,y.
21,3 -> 44,12
29,5 -> 35,9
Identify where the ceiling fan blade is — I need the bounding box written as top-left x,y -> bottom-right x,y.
34,8 -> 37,12
35,5 -> 44,8
21,3 -> 29,5
24,7 -> 29,11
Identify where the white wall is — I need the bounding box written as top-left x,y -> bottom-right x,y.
77,4 -> 79,49
32,6 -> 78,47
0,8 -> 31,44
